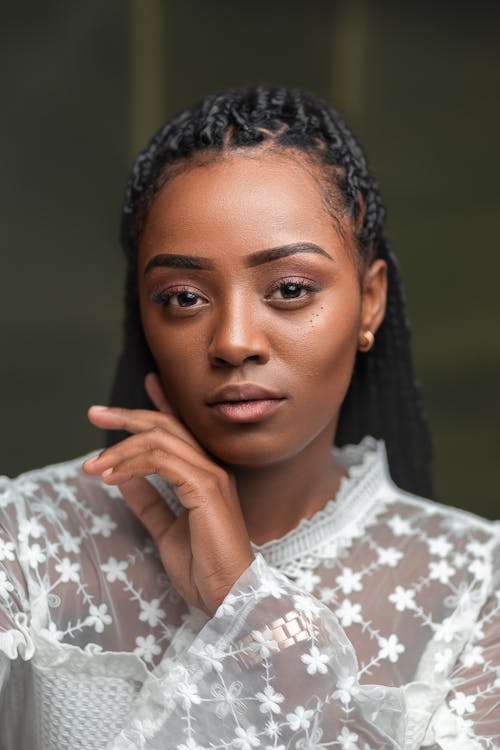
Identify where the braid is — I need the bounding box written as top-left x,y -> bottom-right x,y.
109,85 -> 434,498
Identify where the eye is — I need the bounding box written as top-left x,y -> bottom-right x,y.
170,291 -> 202,307
266,277 -> 319,302
150,286 -> 208,308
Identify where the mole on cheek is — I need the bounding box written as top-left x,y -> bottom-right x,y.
308,306 -> 323,325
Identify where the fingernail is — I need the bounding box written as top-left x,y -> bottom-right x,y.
102,468 -> 113,478
90,405 -> 108,412
85,454 -> 100,464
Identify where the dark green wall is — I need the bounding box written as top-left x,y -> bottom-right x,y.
1,1 -> 498,518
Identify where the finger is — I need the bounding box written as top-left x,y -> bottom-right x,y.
95,449 -> 223,513
144,373 -> 172,414
118,476 -> 176,548
87,405 -> 168,432
87,405 -> 207,455
82,427 -> 219,479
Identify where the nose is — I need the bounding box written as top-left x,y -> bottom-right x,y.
207,297 -> 270,368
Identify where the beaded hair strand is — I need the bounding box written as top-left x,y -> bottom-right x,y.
108,85 -> 434,499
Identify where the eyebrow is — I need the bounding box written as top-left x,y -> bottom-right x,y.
144,242 -> 334,274
247,242 -> 335,267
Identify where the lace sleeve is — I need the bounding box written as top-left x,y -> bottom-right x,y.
110,552 -> 408,750
0,477 -> 34,691
423,537 -> 500,750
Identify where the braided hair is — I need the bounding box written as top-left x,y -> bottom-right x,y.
109,85 -> 434,498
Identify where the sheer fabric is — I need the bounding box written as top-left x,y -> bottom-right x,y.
0,437 -> 498,749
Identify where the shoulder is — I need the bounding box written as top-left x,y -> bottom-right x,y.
356,438 -> 499,600
2,450 -> 119,500
4,450 -> 100,485
359,436 -> 498,543
0,451 -> 125,537
388,484 -> 498,543
375,480 -> 499,602
352,436 -> 498,549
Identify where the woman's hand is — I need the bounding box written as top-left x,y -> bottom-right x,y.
82,374 -> 254,617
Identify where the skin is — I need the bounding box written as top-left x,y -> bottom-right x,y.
83,149 -> 387,616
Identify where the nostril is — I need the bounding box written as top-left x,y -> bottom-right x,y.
208,344 -> 269,368
210,353 -> 263,368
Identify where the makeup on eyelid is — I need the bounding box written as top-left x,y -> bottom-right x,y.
149,278 -> 322,308
145,258 -> 330,303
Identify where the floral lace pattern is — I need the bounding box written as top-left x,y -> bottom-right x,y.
0,437 -> 498,749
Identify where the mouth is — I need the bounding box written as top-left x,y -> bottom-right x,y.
208,398 -> 286,423
205,382 -> 287,423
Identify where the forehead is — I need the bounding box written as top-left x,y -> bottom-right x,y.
138,151 -> 352,262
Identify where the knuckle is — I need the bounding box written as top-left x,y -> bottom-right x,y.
204,472 -> 223,494
214,468 -> 233,492
149,446 -> 165,464
150,425 -> 165,438
179,480 -> 209,507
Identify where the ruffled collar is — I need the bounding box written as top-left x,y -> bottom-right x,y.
151,436 -> 396,570
250,436 -> 395,567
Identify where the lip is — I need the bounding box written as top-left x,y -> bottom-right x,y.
206,383 -> 284,405
210,398 -> 285,423
206,383 -> 287,424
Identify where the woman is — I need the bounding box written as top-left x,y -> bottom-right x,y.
0,86 -> 498,750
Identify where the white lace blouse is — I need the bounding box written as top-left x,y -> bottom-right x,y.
0,437 -> 498,750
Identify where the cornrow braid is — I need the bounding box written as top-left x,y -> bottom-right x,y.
109,85 -> 434,498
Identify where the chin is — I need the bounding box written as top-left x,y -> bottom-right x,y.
199,433 -> 303,470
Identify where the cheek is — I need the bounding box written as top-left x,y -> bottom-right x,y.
143,320 -> 206,397
277,295 -> 361,395
140,306 -> 182,382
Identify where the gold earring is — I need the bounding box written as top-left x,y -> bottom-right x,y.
358,330 -> 375,352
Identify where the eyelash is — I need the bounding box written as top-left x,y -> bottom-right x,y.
150,277 -> 320,308
150,286 -> 205,308
267,277 -> 319,302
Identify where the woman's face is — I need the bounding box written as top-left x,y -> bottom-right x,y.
137,150 -> 386,468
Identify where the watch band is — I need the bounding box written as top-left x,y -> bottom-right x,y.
232,609 -> 320,672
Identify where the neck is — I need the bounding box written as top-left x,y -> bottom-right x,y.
230,429 -> 347,547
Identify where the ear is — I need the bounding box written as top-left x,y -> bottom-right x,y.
359,258 -> 387,339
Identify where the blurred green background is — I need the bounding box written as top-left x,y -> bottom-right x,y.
1,1 -> 498,518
